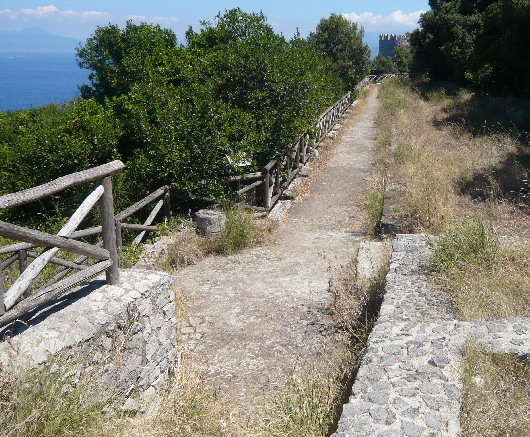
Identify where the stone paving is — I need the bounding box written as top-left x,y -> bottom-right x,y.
333,234 -> 530,437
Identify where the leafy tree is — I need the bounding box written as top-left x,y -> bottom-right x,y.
466,0 -> 530,96
371,55 -> 399,75
75,9 -> 341,194
411,0 -> 530,96
410,0 -> 483,81
0,99 -> 120,223
76,21 -> 180,101
1,8 -> 349,227
308,13 -> 371,89
394,45 -> 412,73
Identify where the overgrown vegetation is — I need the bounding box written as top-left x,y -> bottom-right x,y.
410,0 -> 530,97
431,222 -> 529,319
114,371 -> 244,437
162,206 -> 257,272
377,77 -> 529,236
0,8 -> 374,231
377,77 -> 529,319
461,340 -> 530,436
429,218 -> 497,273
260,369 -> 351,437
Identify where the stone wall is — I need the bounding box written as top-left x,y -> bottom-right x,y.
0,269 -> 178,411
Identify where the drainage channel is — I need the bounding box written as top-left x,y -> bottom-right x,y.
327,240 -> 391,436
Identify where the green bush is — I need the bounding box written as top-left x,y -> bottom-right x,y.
219,206 -> 254,254
0,9 -> 349,228
429,219 -> 498,273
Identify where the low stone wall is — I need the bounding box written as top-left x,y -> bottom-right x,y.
334,234 -> 530,437
0,269 -> 178,410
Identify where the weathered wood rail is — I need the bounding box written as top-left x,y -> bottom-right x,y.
221,74 -> 397,210
0,161 -> 172,325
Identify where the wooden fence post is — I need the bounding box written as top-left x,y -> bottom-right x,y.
18,249 -> 30,298
0,268 -> 4,316
18,249 -> 27,273
262,168 -> 270,210
115,221 -> 123,254
162,189 -> 172,221
99,176 -> 119,284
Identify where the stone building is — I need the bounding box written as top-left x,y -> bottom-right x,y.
379,34 -> 409,58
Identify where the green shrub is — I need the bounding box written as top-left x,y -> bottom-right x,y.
429,219 -> 498,273
219,206 -> 254,254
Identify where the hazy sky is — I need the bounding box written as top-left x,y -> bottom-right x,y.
0,1 -> 428,40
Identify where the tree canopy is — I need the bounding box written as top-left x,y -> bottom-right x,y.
410,0 -> 530,96
308,13 -> 371,90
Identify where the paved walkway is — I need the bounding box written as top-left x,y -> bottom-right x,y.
174,89 -> 379,411
333,234 -> 530,437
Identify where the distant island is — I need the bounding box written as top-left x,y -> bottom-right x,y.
0,28 -> 80,53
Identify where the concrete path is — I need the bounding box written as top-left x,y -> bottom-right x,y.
174,88 -> 379,411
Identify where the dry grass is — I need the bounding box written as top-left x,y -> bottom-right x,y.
108,370 -> 245,437
378,78 -> 529,319
461,340 -> 530,436
256,362 -> 355,437
0,357 -> 112,437
377,78 -> 529,236
160,208 -> 264,272
430,218 -> 530,319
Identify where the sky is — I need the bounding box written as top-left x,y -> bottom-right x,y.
0,1 -> 429,41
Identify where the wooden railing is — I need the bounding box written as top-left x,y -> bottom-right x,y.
0,161 -> 173,326
231,74 -> 393,210
0,161 -> 123,324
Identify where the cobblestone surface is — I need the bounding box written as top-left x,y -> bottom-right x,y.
333,234 -> 530,437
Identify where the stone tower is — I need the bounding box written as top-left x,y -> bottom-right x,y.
379,34 -> 408,58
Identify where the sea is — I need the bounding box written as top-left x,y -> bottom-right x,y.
0,52 -> 89,111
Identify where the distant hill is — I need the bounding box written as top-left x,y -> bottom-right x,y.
0,28 -> 80,53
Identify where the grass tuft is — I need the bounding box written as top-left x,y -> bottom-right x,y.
429,218 -> 497,273
360,189 -> 384,236
261,374 -> 341,437
218,206 -> 255,255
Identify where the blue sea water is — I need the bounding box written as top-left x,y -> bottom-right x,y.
0,52 -> 89,111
